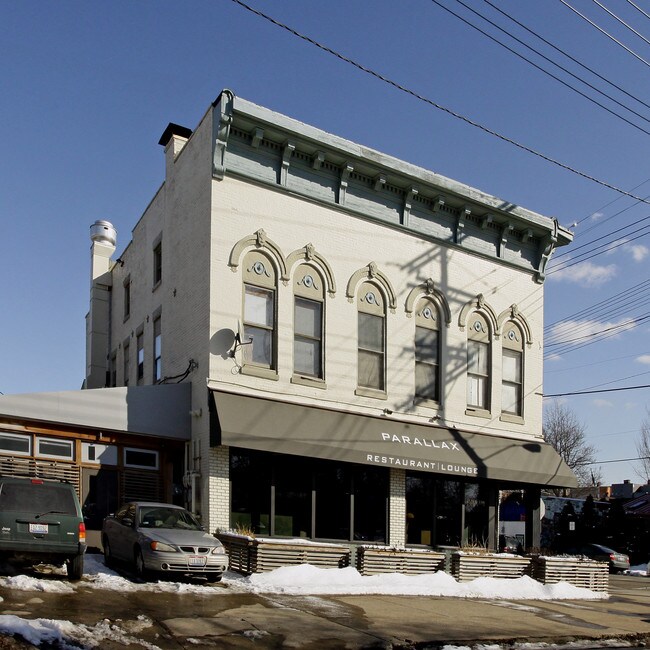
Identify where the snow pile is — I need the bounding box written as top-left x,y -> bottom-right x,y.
242,563 -> 608,599
0,614 -> 159,650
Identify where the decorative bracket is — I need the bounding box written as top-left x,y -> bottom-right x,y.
250,127 -> 264,148
338,163 -> 354,205
280,140 -> 296,186
403,186 -> 418,226
499,222 -> 514,258
456,206 -> 471,245
311,151 -> 325,169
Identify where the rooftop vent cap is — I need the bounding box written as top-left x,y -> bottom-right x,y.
90,220 -> 117,247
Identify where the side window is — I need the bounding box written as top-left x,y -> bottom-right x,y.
502,322 -> 524,417
293,264 -> 324,382
415,298 -> 440,403
153,238 -> 162,287
242,252 -> 277,375
357,281 -> 386,394
123,340 -> 130,387
467,313 -> 491,412
136,330 -> 144,384
153,315 -> 162,382
123,276 -> 131,321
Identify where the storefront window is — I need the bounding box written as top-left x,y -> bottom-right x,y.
273,457 -> 312,537
315,463 -> 350,540
353,466 -> 387,543
230,451 -> 271,535
406,473 -> 471,547
229,449 -> 387,542
464,482 -> 489,546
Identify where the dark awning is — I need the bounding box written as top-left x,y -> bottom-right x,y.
211,390 -> 577,488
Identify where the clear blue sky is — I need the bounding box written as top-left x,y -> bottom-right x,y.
1,0 -> 648,486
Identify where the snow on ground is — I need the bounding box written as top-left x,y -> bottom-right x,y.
0,554 -> 648,648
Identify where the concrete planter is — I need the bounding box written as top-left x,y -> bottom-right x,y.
530,556 -> 609,593
357,546 -> 445,576
215,532 -> 351,575
451,552 -> 531,581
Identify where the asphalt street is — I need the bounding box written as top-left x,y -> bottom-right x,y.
0,561 -> 649,649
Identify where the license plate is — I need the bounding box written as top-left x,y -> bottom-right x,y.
188,555 -> 207,567
29,523 -> 49,534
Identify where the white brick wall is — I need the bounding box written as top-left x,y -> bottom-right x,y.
388,468 -> 406,546
207,445 -> 230,534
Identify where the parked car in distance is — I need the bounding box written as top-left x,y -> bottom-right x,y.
102,502 -> 228,582
0,475 -> 86,580
564,543 -> 630,573
498,534 -> 524,554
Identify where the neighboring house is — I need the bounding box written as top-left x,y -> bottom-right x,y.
0,90 -> 576,550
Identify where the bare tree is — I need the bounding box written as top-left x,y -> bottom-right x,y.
634,409 -> 650,483
543,401 -> 601,488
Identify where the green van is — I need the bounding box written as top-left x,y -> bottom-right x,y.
0,475 -> 86,580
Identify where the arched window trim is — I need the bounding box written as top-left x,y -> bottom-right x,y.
228,229 -> 287,281
500,319 -> 525,421
414,296 -> 442,406
404,279 -> 451,326
497,304 -> 533,347
458,294 -> 499,336
286,244 -> 336,297
346,262 -> 397,313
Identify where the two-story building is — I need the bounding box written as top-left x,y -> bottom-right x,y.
0,89 -> 576,550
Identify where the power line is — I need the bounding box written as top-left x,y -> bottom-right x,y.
558,0 -> 650,68
589,0 -> 650,47
543,383 -> 650,397
575,454 -> 650,466
545,314 -> 650,348
229,0 -> 650,205
545,351 -> 650,373
442,0 -> 650,134
624,0 -> 650,22
481,0 -> 650,113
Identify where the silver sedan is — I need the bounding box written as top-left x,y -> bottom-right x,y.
102,502 -> 228,582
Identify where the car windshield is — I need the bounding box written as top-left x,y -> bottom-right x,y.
138,506 -> 201,530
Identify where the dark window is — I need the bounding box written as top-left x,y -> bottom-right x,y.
123,279 -> 131,320
153,317 -> 162,382
153,241 -> 162,286
229,450 -> 387,542
123,342 -> 130,386
0,433 -> 30,455
136,332 -> 144,383
0,482 -> 77,515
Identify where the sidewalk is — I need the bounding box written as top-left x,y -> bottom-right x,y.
0,572 -> 649,648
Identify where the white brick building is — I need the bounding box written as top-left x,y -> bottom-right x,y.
2,90 -> 577,551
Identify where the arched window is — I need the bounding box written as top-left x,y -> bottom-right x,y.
293,264 -> 325,381
467,313 -> 491,411
357,281 -> 386,394
415,298 -> 440,403
502,322 -> 524,417
242,251 -> 277,372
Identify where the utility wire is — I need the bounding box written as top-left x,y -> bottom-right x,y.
545,277 -> 650,330
444,0 -> 650,132
545,314 -> 650,348
558,0 -> 650,68
575,454 -> 650,466
548,223 -> 650,273
481,0 -> 650,113
589,0 -> 650,47
543,383 -> 650,397
624,0 -> 650,22
229,0 -> 650,205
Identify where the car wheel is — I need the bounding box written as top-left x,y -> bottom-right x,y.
67,554 -> 84,581
103,537 -> 114,568
134,548 -> 150,581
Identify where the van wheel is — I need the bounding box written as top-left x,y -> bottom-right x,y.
67,554 -> 84,581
